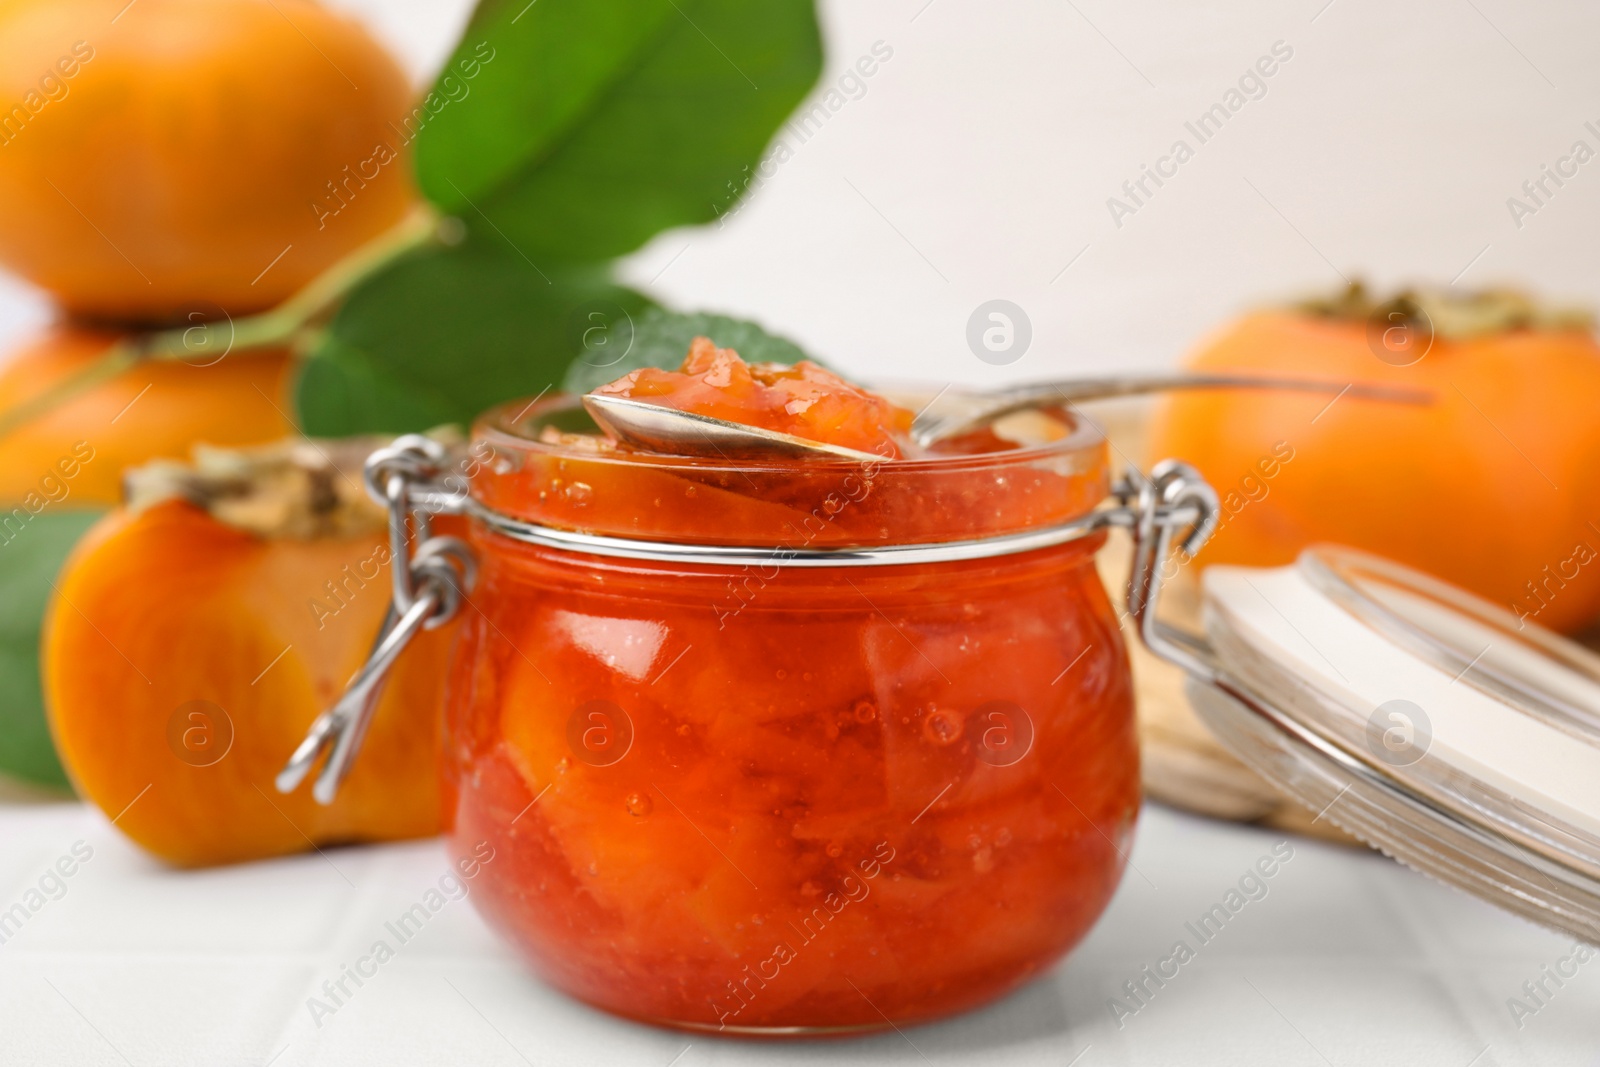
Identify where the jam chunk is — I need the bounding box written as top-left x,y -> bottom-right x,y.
593,338 -> 915,457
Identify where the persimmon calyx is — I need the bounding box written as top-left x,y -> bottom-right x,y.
123,429 -> 462,540
1294,280 -> 1593,339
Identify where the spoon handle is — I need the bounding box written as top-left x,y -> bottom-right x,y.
915,373 -> 1433,444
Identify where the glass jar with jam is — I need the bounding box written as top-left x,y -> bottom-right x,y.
278,340 -> 1219,1035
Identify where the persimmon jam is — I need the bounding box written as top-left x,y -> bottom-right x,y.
445,347 -> 1136,1034
592,337 -> 915,457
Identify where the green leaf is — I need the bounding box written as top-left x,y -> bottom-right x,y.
0,507 -> 105,789
297,239 -> 653,436
415,0 -> 823,262
562,307 -> 815,394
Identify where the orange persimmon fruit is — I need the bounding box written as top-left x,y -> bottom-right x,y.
0,326 -> 294,505
1147,284 -> 1600,633
0,0 -> 416,323
43,440 -> 454,866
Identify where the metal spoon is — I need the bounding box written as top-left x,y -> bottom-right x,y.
910,373 -> 1431,446
583,373 -> 1432,461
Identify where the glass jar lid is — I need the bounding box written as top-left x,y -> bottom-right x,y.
1185,545 -> 1600,942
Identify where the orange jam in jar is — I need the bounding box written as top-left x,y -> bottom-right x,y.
444,349 -> 1137,1034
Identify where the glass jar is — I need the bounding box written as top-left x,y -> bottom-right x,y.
439,396 -> 1143,1034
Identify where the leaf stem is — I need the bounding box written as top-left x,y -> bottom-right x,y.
0,205 -> 443,440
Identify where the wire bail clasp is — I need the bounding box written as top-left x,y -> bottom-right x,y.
275,435 -> 476,805
1117,459 -> 1223,683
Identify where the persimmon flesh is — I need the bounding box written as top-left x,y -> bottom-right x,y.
44,484 -> 453,867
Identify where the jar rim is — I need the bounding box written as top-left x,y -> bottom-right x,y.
467,392 -> 1112,550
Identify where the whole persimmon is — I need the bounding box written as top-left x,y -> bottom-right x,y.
1146,284 -> 1600,633
0,326 -> 293,505
0,0 -> 416,323
43,440 -> 455,866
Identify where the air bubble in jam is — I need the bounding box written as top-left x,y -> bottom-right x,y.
626,792 -> 652,817
922,707 -> 964,745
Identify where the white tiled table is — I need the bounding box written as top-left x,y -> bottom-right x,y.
1,799 -> 1593,1066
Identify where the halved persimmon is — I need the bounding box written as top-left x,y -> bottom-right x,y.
43,439 -> 455,866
